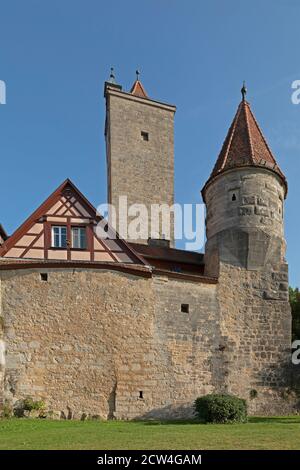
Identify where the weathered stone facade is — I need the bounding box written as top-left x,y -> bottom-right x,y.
0,268 -> 155,419
216,262 -> 293,415
204,168 -> 286,276
0,267 -> 220,419
0,85 -> 296,419
0,258 -> 294,418
105,84 -> 176,246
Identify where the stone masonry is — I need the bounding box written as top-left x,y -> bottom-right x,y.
0,267 -> 220,420
0,83 -> 296,419
105,84 -> 176,246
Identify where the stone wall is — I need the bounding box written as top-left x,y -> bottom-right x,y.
204,167 -> 286,275
0,267 -> 220,419
0,268 -> 155,419
141,275 -> 219,419
216,261 -> 296,415
205,167 -> 285,241
0,264 -> 296,419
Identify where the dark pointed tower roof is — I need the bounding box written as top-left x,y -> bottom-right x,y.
202,92 -> 287,197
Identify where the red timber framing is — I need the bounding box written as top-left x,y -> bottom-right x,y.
0,179 -> 147,266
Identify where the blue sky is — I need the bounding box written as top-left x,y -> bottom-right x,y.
1,0 -> 300,286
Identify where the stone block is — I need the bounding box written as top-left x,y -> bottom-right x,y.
239,206 -> 253,216
242,195 -> 256,205
257,197 -> 268,206
255,206 -> 269,216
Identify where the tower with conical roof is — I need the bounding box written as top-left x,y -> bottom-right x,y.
202,87 -> 291,407
104,70 -> 176,246
202,88 -> 287,274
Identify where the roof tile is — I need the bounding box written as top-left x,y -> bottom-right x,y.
203,99 -> 287,193
130,80 -> 148,98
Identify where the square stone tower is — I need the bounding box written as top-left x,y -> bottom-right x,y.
104,71 -> 176,245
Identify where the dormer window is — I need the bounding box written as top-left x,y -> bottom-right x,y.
72,227 -> 86,249
52,226 -> 67,248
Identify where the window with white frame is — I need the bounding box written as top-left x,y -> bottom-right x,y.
52,226 -> 67,248
71,226 -> 86,249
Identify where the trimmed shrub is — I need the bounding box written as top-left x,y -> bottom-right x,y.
194,394 -> 247,424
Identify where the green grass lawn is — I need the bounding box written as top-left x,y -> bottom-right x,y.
0,417 -> 300,450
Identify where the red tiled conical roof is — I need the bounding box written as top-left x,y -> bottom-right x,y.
202,99 -> 287,195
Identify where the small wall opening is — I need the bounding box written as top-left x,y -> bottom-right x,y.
141,131 -> 149,141
279,199 -> 283,218
40,273 -> 48,282
229,188 -> 239,202
139,391 -> 144,399
181,303 -> 189,313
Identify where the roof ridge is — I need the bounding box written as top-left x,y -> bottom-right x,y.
221,104 -> 241,171
243,101 -> 255,163
216,102 -> 242,174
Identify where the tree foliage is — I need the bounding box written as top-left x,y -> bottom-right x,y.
289,287 -> 300,341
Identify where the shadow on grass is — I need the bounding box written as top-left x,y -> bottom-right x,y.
141,420 -> 200,426
139,416 -> 300,426
249,416 -> 300,425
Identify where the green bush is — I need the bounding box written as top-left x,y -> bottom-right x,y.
23,397 -> 45,412
1,404 -> 13,419
194,394 -> 247,424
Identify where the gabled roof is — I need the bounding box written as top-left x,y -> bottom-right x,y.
129,242 -> 205,275
0,179 -> 89,256
0,178 -> 147,266
202,99 -> 287,196
130,80 -> 148,98
128,242 -> 218,283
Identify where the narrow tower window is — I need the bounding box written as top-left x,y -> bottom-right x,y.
141,131 -> 149,141
139,391 -> 144,399
229,189 -> 239,202
279,199 -> 283,218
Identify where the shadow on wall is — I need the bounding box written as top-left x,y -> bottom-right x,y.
247,358 -> 300,415
107,383 -> 117,420
133,359 -> 300,421
291,362 -> 300,395
136,403 -> 196,421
